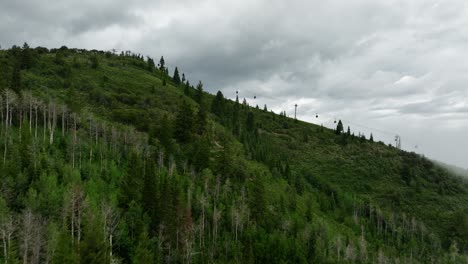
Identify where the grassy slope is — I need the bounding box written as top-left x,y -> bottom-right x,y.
3,47 -> 468,261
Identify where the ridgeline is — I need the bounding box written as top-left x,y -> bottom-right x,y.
0,44 -> 467,263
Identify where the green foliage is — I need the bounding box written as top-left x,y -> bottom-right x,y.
336,119 -> 343,135
0,46 -> 466,263
159,56 -> 165,71
173,66 -> 181,85
90,54 -> 99,69
195,81 -> 203,104
174,100 -> 194,143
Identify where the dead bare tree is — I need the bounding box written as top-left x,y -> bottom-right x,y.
345,242 -> 357,262
42,103 -> 47,143
0,212 -> 16,264
49,102 -> 57,145
31,215 -> 45,264
198,194 -> 208,247
88,118 -> 93,164
20,209 -> 34,264
60,105 -> 67,137
66,184 -> 85,245
3,90 -> 16,165
33,98 -> 39,139
0,95 -> 4,138
336,236 -> 342,262
26,92 -> 32,134
101,202 -> 119,262
18,209 -> 45,264
212,205 -> 222,247
70,113 -> 78,168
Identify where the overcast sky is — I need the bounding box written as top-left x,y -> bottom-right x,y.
1,0 -> 467,168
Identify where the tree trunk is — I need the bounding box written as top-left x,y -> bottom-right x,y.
3,90 -> 11,165
61,106 -> 65,137
43,105 -> 46,143
29,96 -> 32,134
49,103 -> 56,145
34,103 -> 38,139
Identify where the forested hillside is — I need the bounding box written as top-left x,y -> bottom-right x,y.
0,44 -> 467,263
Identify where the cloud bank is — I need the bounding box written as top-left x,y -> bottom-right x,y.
1,0 -> 467,167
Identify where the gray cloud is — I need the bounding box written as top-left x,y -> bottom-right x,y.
1,0 -> 467,167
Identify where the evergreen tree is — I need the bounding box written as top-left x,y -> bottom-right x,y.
250,175 -> 266,223
263,104 -> 268,112
211,91 -> 225,117
191,137 -> 210,172
173,67 -> 181,85
347,126 -> 351,136
159,56 -> 165,71
184,80 -> 191,97
11,63 -> 21,94
147,57 -> 155,71
174,100 -> 194,143
233,96 -> 240,136
246,111 -> 255,133
370,133 -> 374,142
80,223 -> 107,263
158,115 -> 174,155
181,73 -> 186,83
335,120 -> 344,135
142,169 -> 158,230
21,42 -> 33,69
162,78 -> 166,86
195,81 -> 203,104
196,106 -> 207,135
132,231 -> 155,264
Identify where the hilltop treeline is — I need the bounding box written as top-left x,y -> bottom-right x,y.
0,44 -> 467,263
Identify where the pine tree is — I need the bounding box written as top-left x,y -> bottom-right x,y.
173,67 -> 181,85
174,100 -> 194,143
21,42 -> 33,69
142,169 -> 158,229
11,63 -> 21,94
195,81 -> 203,104
184,81 -> 191,97
191,136 -> 210,171
336,120 -> 344,135
370,133 -> 374,142
147,57 -> 155,71
347,126 -> 351,136
158,114 -> 173,155
211,91 -> 225,117
263,104 -> 268,112
132,231 -> 154,264
159,56 -> 165,71
250,175 -> 266,223
80,212 -> 107,264
246,111 -> 255,133
196,106 -> 207,135
233,96 -> 240,136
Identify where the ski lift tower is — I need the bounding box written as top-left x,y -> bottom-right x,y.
395,135 -> 401,149
294,104 -> 298,119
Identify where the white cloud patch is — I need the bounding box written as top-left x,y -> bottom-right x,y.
1,0 -> 468,167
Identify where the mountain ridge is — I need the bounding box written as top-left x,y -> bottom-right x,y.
0,44 -> 467,263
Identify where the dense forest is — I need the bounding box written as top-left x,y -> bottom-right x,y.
0,44 -> 467,263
